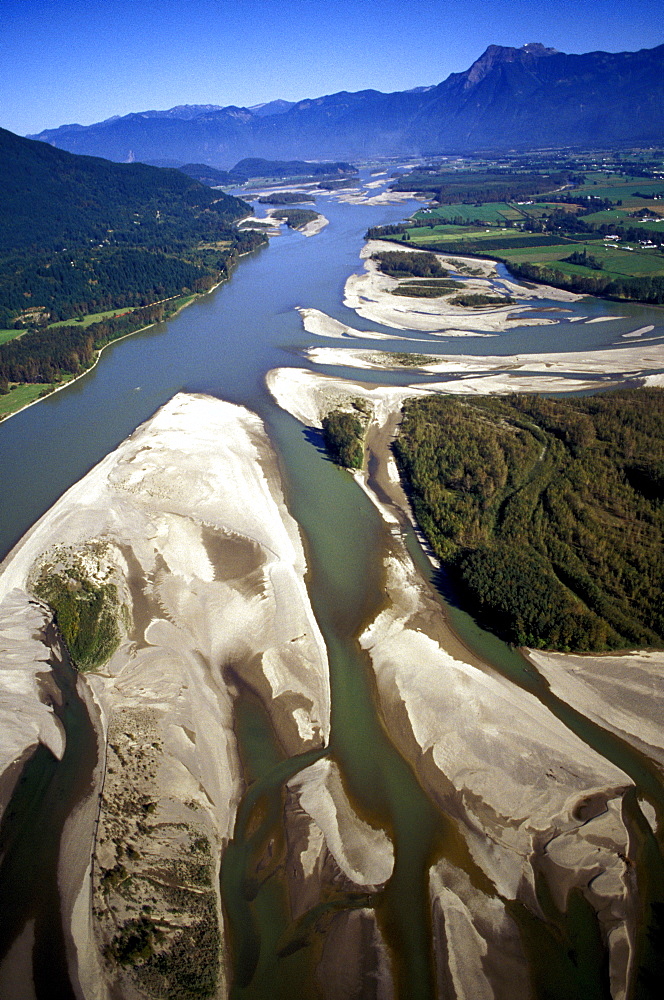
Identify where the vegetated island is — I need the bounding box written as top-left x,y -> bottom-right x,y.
372,149 -> 664,304
257,191 -> 315,204
372,249 -> 512,304
0,128 -> 266,419
393,389 -> 664,652
270,208 -> 320,230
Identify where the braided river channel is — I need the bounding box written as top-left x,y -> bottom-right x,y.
0,172 -> 663,999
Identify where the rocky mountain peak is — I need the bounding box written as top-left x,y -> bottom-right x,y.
465,42 -> 560,86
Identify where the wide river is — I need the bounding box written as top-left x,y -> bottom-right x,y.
0,172 -> 663,999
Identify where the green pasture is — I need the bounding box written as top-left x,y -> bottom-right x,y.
404,224 -> 484,243
0,383 -> 52,418
483,240 -> 663,278
414,203 -> 525,225
525,202 -> 581,217
582,207 -> 664,234
408,225 -> 576,254
0,328 -> 20,345
45,294 -> 193,332
571,176 -> 664,207
49,307 -> 135,329
402,225 -> 664,281
500,207 -> 526,220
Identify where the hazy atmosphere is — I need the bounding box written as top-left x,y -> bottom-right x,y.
2,0 -> 662,135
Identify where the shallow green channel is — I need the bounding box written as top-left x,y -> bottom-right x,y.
220,410 -> 456,999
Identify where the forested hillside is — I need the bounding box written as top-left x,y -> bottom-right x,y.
0,127 -> 259,326
0,128 -> 250,254
0,129 -> 265,409
394,390 -> 664,652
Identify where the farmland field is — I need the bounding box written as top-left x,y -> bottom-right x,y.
395,224 -> 664,288
373,153 -> 664,301
0,382 -> 51,417
49,307 -> 135,329
414,203 -> 526,224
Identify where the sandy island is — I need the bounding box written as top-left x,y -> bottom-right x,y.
0,393 -> 395,1000
301,341 -> 664,394
240,207 -> 329,237
341,241 -> 582,336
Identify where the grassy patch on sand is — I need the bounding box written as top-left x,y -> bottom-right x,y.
31,543 -> 128,670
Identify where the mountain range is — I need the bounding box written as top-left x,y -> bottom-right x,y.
27,42 -> 664,168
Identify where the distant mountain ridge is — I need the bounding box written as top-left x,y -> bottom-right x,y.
27,42 -> 664,166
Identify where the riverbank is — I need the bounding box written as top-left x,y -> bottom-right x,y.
0,594 -> 66,822
0,289 -> 202,425
266,364 -> 660,998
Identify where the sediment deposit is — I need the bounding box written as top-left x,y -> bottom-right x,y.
0,393 -> 334,998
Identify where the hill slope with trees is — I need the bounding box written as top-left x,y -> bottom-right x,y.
0,128 -> 264,408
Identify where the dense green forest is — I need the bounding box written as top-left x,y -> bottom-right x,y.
0,128 -> 250,256
0,127 -> 261,323
322,409 -> 366,469
394,390 -> 664,651
271,208 -> 319,230
371,251 -> 447,278
392,280 -> 464,298
257,192 -> 315,204
0,300 -> 187,388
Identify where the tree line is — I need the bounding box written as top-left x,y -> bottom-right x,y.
0,302 -> 176,388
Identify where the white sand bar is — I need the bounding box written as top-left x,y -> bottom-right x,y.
344,241 -> 582,334
289,758 -> 394,887
298,306 -> 497,341
0,393 -> 331,998
527,649 -> 664,768
360,552 -> 632,896
306,342 -> 664,377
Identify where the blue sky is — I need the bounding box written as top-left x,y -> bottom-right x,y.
1,0 -> 662,136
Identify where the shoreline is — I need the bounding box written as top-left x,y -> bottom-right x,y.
0,594 -> 67,823
0,279 -> 215,427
